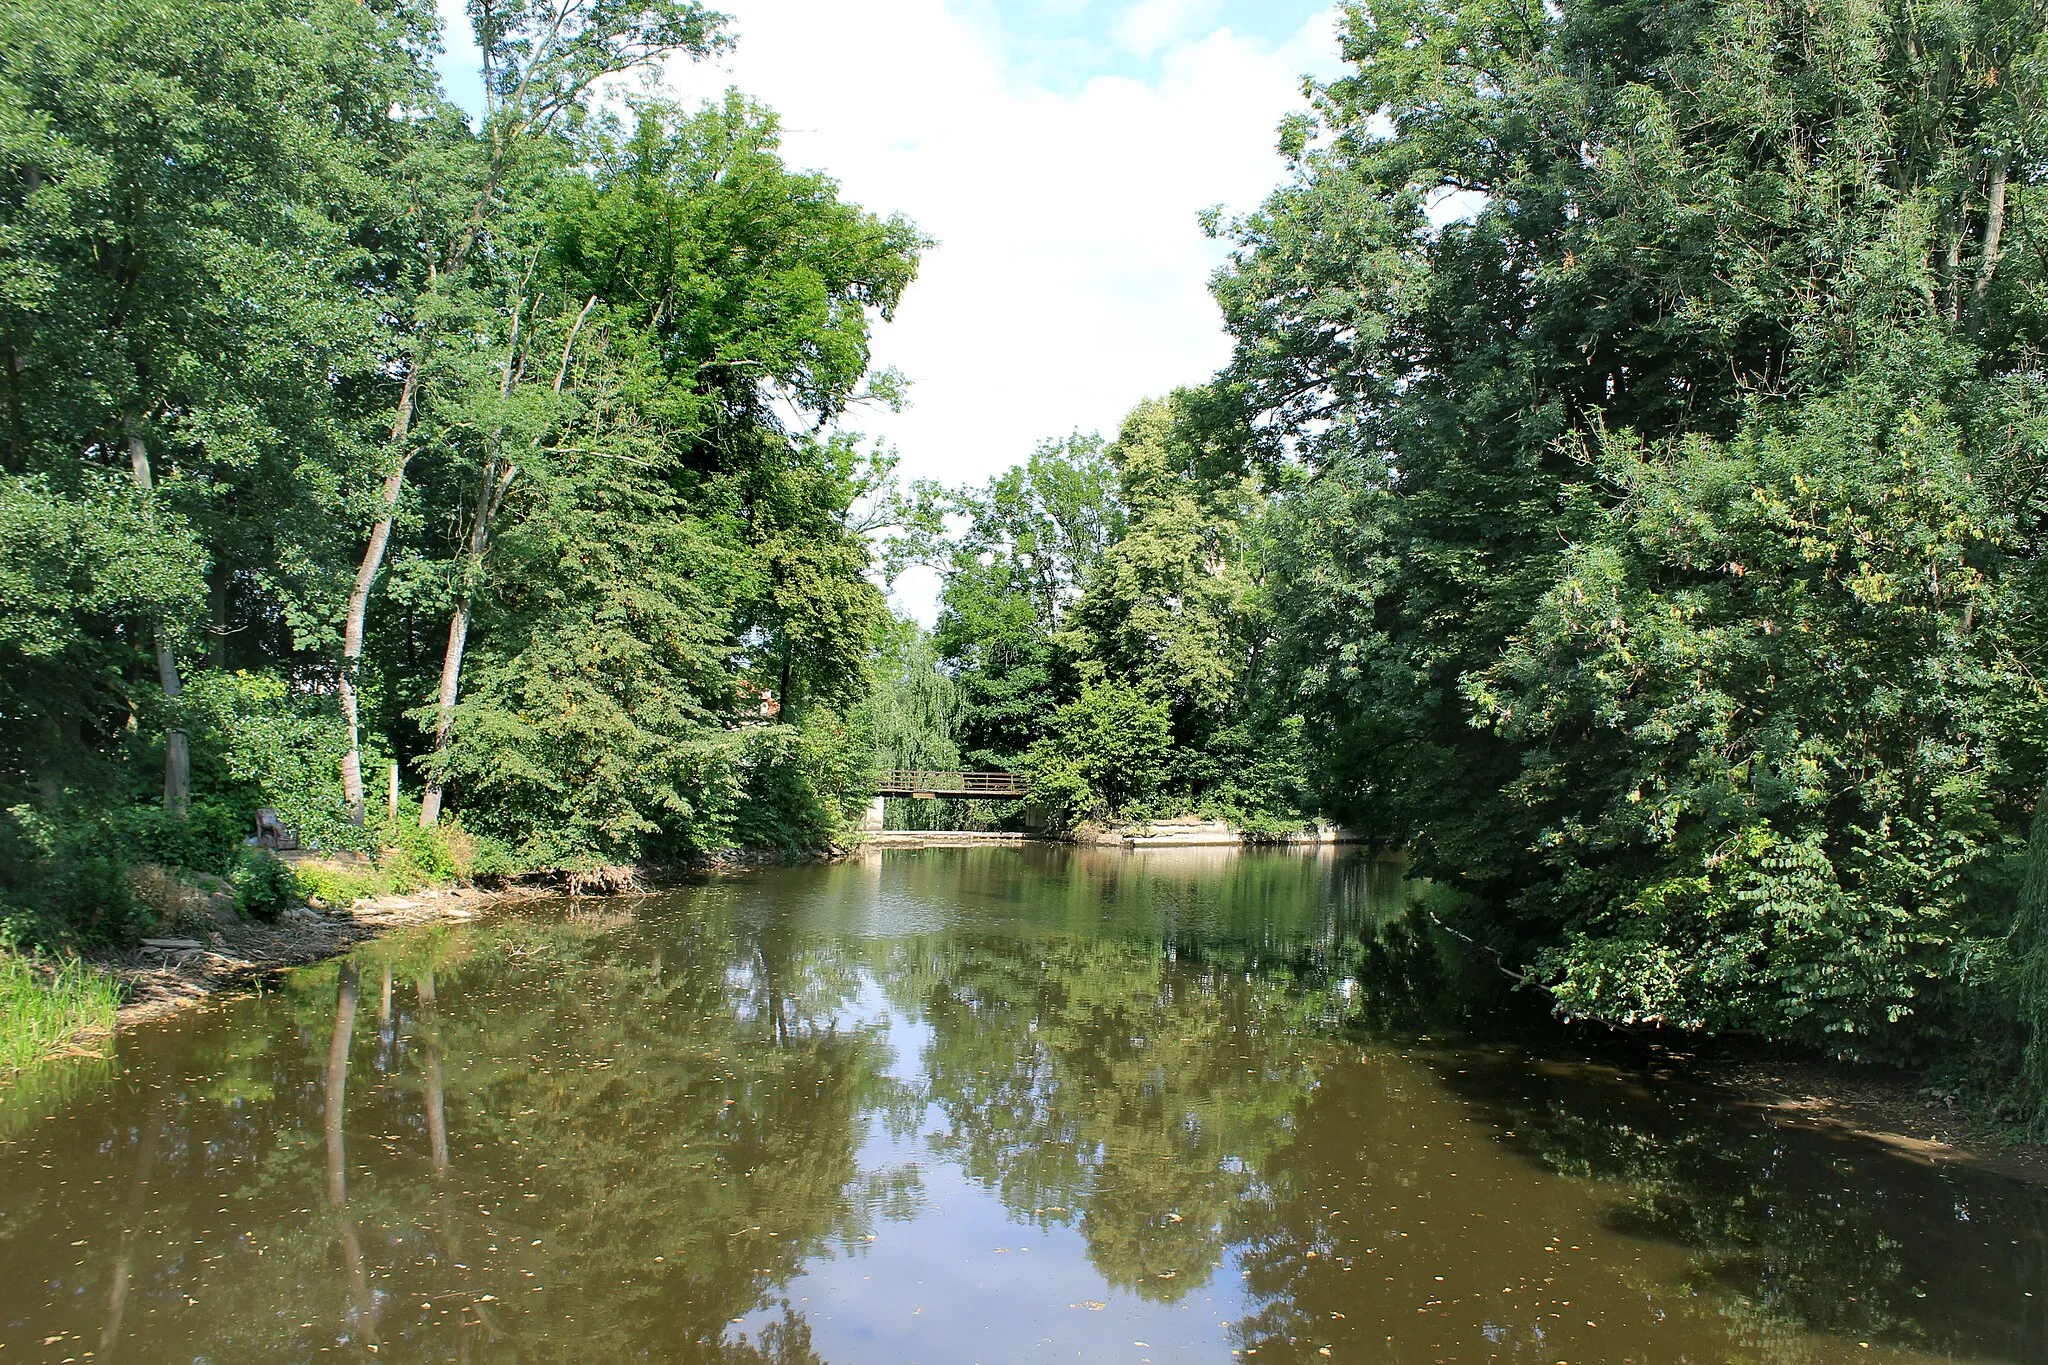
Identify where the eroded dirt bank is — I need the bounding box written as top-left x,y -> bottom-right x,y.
108,882 -> 535,1031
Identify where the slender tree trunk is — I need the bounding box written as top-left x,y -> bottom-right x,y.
340,364 -> 422,825
124,407 -> 189,816
420,298 -> 594,827
342,152 -> 521,826
419,462 -> 506,828
1973,151 -> 2011,310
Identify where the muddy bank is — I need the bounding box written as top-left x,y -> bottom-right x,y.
98,849 -> 814,1038
1700,1054 -> 2048,1185
107,882 -> 534,1032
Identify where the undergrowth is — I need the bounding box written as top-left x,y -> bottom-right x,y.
0,951 -> 121,1072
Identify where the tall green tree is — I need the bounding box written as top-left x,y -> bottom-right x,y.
0,0 -> 432,815
1216,0 -> 2048,1055
334,0 -> 731,825
930,434 -> 1123,766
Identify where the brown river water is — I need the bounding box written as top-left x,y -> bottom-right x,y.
1,846 -> 2043,1363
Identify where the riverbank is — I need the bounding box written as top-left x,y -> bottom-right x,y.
18,845 -> 823,1068
1704,1054 -> 2048,1185
108,881 -> 525,1033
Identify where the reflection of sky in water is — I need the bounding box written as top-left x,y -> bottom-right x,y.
733,972 -> 1251,1364
0,846 -> 2041,1364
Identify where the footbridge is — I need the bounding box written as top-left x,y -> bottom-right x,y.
873,769 -> 1027,799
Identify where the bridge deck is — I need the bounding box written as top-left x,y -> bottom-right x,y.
875,770 -> 1026,798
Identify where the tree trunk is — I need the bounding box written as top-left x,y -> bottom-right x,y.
420,298 -> 594,827
340,363 -> 422,825
124,407 -> 189,816
1973,150 -> 2011,310
419,460 -> 508,827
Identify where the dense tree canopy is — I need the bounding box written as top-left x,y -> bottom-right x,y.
897,0 -> 2048,1118
5,0 -> 2048,1121
0,0 -> 921,938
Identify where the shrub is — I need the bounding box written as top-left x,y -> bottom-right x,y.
0,806 -> 147,947
231,850 -> 298,922
295,861 -> 379,909
129,863 -> 194,930
113,800 -> 245,876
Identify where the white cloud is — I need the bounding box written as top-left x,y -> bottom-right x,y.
651,1 -> 1343,621
1114,0 -> 1221,57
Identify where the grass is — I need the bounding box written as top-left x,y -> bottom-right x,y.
293,860 -> 384,908
0,951 -> 122,1072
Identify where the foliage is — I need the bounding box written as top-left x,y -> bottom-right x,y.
863,618 -> 961,772
1200,0 -> 2048,1080
0,0 -> 919,941
927,434 -> 1121,766
181,671 -> 360,852
230,850 -> 297,922
1022,682 -> 1174,825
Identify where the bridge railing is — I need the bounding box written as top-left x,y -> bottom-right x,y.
875,770 -> 1027,796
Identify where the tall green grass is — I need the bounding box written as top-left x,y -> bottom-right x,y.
0,952 -> 121,1072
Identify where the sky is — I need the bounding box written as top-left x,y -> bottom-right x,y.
435,0 -> 1348,620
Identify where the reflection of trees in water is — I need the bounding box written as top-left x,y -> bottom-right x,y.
882,909 -> 2047,1364
876,933 -> 1334,1301
840,844 -> 1416,961
28,906 -> 912,1363
11,866 -> 2045,1364
1439,1051 -> 2048,1360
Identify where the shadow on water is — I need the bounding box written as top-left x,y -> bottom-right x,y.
0,845 -> 2041,1364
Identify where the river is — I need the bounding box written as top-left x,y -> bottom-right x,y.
1,846 -> 2042,1362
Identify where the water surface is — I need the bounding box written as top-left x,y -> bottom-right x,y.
2,846 -> 2043,1362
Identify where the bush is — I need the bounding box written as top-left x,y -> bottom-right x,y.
295,861 -> 379,909
114,800 -> 244,876
729,719 -> 868,854
231,850 -> 298,922
0,805 -> 147,948
1022,682 -> 1174,825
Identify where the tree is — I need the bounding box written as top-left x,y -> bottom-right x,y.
1215,0 -> 2048,1059
1022,681 -> 1173,824
335,0 -> 731,825
929,434 -> 1122,766
0,0 -> 431,815
1066,391 -> 1264,751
